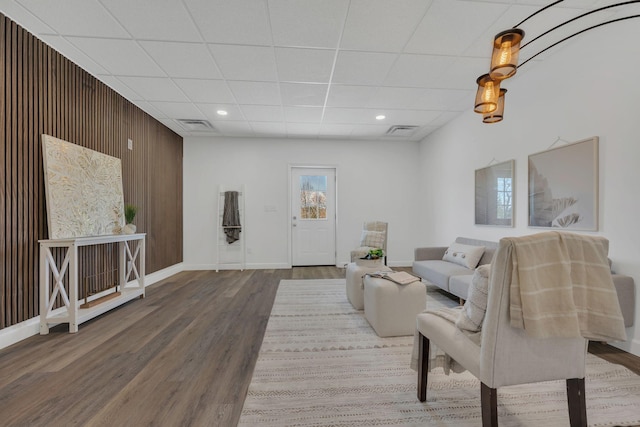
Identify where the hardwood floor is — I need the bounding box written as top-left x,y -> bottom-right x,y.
0,267 -> 637,426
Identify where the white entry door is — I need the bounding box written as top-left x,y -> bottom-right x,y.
291,167 -> 336,266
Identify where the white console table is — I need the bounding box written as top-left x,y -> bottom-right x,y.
39,233 -> 146,334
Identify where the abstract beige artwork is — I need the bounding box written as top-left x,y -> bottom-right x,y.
42,134 -> 125,239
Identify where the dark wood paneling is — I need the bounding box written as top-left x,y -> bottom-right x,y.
0,13 -> 183,329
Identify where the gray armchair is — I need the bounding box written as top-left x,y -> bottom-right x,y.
416,233 -> 625,426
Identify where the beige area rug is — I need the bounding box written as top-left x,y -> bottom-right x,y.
239,279 -> 640,427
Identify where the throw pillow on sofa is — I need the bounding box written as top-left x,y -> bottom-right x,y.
442,242 -> 485,269
360,230 -> 385,249
456,264 -> 491,332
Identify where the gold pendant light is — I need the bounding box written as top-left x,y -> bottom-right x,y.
474,74 -> 500,114
483,89 -> 507,123
490,29 -> 524,80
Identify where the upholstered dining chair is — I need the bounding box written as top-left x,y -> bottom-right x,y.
416,232 -> 625,427
350,221 -> 388,264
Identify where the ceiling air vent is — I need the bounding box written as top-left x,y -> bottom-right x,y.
385,125 -> 418,137
177,119 -> 216,132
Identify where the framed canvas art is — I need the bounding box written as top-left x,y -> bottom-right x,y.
42,134 -> 125,239
528,137 -> 598,230
475,160 -> 515,227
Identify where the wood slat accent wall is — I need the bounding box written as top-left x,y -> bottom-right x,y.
0,14 -> 184,329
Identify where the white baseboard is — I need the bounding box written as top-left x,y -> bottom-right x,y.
0,262 -> 185,350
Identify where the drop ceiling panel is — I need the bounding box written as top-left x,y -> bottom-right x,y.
367,87 -> 423,109
283,106 -> 323,123
240,105 -> 284,122
67,37 -> 165,76
380,109 -> 441,124
332,51 -> 398,85
118,77 -> 188,102
323,108 -> 381,125
140,41 -> 222,79
319,123 -> 355,137
383,54 -> 456,88
405,0 -> 510,55
286,123 -> 321,137
174,79 -> 236,104
275,48 -> 335,83
17,0 -> 127,37
350,124 -> 391,137
269,0 -> 349,48
101,0 -> 201,42
209,44 -> 278,81
409,88 -> 473,111
198,104 -> 244,122
433,57 -> 489,90
227,81 -> 282,105
250,121 -> 286,136
150,101 -> 206,120
211,120 -> 254,136
325,85 -> 378,108
280,83 -> 328,106
184,0 -> 272,45
340,0 -> 432,51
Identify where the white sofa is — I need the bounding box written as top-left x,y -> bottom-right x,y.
412,237 -> 498,301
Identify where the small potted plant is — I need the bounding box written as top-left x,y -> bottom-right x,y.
123,203 -> 138,234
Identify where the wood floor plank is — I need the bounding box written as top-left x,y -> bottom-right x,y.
0,266 -> 637,427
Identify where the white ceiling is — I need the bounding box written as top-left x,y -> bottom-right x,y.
0,0 -> 633,141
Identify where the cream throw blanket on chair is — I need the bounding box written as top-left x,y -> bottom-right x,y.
508,232 -> 626,342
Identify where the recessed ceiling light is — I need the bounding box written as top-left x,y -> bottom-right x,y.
217,110 -> 228,116
376,115 -> 386,120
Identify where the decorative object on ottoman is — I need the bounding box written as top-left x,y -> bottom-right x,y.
346,262 -> 392,310
364,274 -> 426,337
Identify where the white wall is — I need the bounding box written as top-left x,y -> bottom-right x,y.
183,137 -> 421,269
417,20 -> 640,355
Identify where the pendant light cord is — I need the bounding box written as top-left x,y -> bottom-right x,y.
518,14 -> 640,68
513,0 -> 564,28
521,0 -> 640,49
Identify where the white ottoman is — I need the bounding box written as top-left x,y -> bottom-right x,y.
363,276 -> 427,337
345,261 -> 391,310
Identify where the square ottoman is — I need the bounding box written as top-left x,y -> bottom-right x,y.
363,275 -> 426,337
345,261 -> 391,310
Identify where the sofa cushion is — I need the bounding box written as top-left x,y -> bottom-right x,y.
456,237 -> 498,265
443,242 -> 485,269
412,260 -> 473,290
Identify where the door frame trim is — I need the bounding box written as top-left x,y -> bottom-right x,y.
288,164 -> 339,268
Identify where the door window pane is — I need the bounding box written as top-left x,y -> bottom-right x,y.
300,175 -> 327,219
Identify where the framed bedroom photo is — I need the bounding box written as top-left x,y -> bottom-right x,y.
528,136 -> 599,230
475,159 -> 515,227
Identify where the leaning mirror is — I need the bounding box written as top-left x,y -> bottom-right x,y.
475,159 -> 515,227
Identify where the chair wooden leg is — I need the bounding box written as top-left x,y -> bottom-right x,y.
481,383 -> 498,427
567,378 -> 587,427
417,333 -> 429,402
